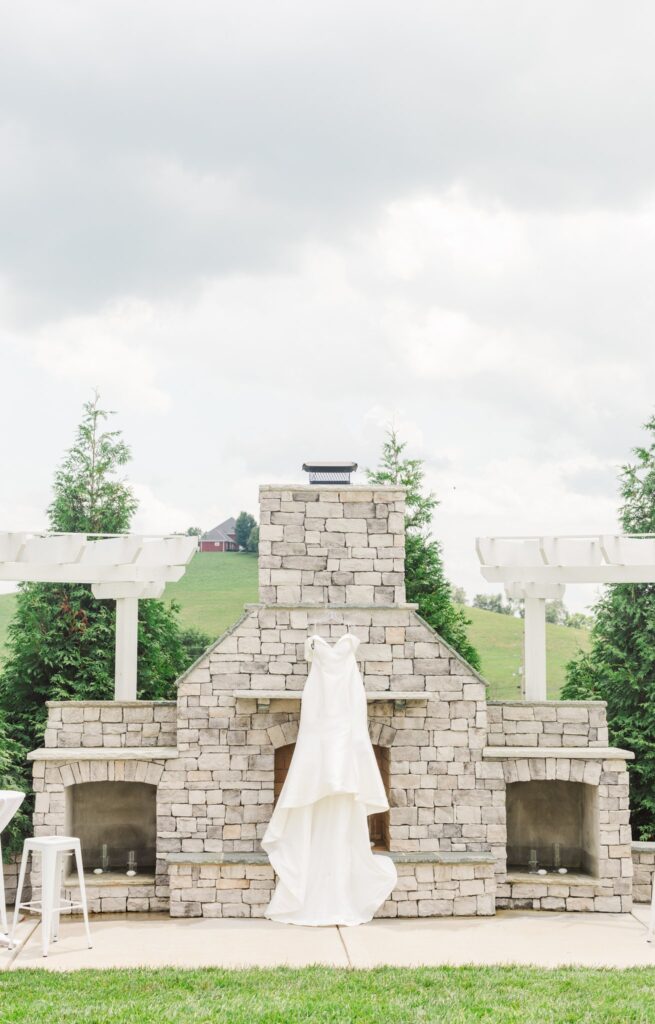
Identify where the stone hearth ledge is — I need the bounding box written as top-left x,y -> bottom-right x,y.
483,746 -> 634,760
167,851 -> 496,866
27,746 -> 179,761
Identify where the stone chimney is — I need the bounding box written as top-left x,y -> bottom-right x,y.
258,485 -> 406,607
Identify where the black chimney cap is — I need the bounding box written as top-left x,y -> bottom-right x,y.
302,461 -> 358,485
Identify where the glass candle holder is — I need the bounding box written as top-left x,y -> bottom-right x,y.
127,850 -> 137,877
528,848 -> 538,874
101,843 -> 109,872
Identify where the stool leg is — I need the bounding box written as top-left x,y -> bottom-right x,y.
648,879 -> 655,943
40,848 -> 58,958
50,852 -> 63,944
73,842 -> 92,949
9,845 -> 30,950
0,838 -> 7,936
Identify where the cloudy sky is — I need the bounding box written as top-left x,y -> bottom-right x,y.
2,1 -> 654,609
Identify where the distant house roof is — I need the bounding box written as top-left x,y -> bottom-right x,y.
202,518 -> 237,543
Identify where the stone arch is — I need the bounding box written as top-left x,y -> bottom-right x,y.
59,759 -> 166,788
369,721 -> 396,748
266,721 -> 299,749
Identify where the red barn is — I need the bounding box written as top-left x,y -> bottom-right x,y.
199,517 -> 239,552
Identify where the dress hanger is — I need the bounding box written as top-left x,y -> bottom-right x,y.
307,605 -> 344,650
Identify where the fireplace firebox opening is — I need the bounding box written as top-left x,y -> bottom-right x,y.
66,781 -> 156,876
272,742 -> 391,851
506,780 -> 599,875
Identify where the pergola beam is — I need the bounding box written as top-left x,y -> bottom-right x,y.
0,564 -> 186,583
477,533 -> 655,701
0,531 -> 197,699
482,565 -> 655,584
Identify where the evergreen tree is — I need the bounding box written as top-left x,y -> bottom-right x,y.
235,511 -> 257,550
562,414 -> 655,838
0,395 -> 191,855
368,430 -> 480,669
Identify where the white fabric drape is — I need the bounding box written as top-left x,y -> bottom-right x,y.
262,633 -> 396,926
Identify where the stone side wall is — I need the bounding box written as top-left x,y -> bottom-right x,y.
44,701 -> 177,748
31,755 -> 172,913
485,754 -> 632,912
487,701 -> 608,748
258,485 -> 406,607
632,841 -> 655,904
3,855 -> 27,909
168,855 -> 496,919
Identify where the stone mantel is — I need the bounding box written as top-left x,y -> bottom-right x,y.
27,746 -> 179,761
483,746 -> 634,760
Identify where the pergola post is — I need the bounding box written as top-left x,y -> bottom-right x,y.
523,595 -> 547,700
114,597 -> 139,700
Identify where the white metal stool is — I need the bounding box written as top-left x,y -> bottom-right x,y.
648,876 -> 655,943
11,836 -> 92,957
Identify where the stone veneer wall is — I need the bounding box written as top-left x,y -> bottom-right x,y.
258,486 -> 406,607
3,857 -> 28,910
487,701 -> 609,748
172,604 -> 490,861
44,700 -> 177,748
632,841 -> 655,904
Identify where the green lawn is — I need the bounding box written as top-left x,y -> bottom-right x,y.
163,551 -> 259,640
1,966 -> 655,1023
0,555 -> 590,698
0,590 -> 16,666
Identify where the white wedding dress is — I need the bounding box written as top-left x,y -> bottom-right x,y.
262,633 -> 397,926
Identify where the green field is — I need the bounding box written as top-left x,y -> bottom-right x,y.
164,551 -> 259,639
2,965 -> 655,1024
0,590 -> 16,666
0,554 -> 590,697
462,605 -> 590,700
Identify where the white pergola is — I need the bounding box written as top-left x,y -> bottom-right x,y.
476,534 -> 655,700
0,532 -> 197,700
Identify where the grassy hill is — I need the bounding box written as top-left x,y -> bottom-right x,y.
0,553 -> 590,698
462,605 -> 590,700
164,552 -> 259,638
0,592 -> 16,666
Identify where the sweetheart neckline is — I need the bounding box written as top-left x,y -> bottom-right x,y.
309,633 -> 353,650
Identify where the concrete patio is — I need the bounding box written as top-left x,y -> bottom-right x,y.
2,908 -> 654,972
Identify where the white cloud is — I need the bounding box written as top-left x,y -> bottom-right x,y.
31,304 -> 171,413
2,2 -> 654,620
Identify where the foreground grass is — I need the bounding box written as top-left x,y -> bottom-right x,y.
2,966 -> 655,1024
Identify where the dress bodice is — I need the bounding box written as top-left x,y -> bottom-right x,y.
304,633 -> 360,663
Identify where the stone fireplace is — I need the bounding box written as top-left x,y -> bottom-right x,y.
27,480 -> 635,917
